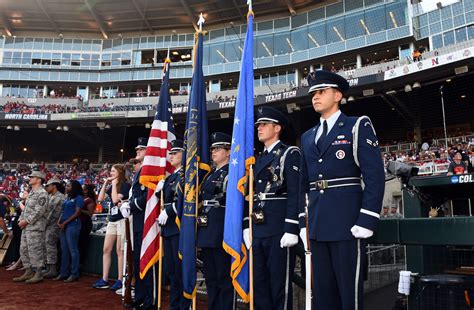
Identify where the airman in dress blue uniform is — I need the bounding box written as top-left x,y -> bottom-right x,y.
197,132 -> 234,310
245,106 -> 300,310
299,70 -> 385,310
156,139 -> 191,310
128,137 -> 154,310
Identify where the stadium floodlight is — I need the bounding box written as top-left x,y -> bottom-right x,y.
347,96 -> 355,102
404,84 -> 412,92
363,89 -> 374,96
63,126 -> 69,131
56,126 -> 62,131
286,103 -> 300,113
412,82 -> 421,89
13,125 -> 20,131
6,125 -> 12,130
455,66 -> 468,75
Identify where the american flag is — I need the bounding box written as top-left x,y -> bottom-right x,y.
139,59 -> 176,279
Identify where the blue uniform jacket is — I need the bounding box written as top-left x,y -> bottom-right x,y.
129,168 -> 149,234
299,112 -> 385,241
252,141 -> 300,238
197,164 -> 228,248
161,169 -> 181,238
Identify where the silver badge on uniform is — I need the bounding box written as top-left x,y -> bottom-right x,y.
336,150 -> 346,160
337,135 -> 345,139
141,185 -> 145,190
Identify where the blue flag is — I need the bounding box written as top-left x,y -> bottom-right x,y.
223,9 -> 255,303
179,31 -> 210,300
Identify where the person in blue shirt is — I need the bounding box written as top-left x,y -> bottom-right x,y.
55,180 -> 84,283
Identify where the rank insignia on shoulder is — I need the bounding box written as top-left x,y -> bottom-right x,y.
366,139 -> 379,147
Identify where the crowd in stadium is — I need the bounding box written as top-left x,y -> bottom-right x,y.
0,101 -> 155,114
0,158 -> 138,292
382,140 -> 473,175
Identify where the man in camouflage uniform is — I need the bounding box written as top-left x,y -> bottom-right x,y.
42,178 -> 65,278
13,171 -> 49,284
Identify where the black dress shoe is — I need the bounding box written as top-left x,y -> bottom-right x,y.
135,304 -> 154,310
64,276 -> 79,283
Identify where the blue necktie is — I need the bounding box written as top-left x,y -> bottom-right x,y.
317,120 -> 327,151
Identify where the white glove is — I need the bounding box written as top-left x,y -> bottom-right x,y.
350,225 -> 374,239
243,228 -> 251,250
119,202 -> 130,218
280,233 -> 299,248
157,210 -> 168,226
299,228 -> 308,251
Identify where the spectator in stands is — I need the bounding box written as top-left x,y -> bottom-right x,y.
389,206 -> 403,219
447,152 -> 467,175
412,50 -> 422,62
93,164 -> 131,291
380,205 -> 390,219
79,184 -> 96,271
5,198 -> 23,271
55,180 -> 83,283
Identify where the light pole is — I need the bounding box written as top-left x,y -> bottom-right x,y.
439,85 -> 449,150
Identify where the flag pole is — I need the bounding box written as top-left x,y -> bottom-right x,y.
305,204 -> 312,310
193,160 -> 199,310
248,164 -> 255,310
157,191 -> 165,310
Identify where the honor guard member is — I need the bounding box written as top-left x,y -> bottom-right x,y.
197,132 -> 234,310
245,106 -> 300,310
299,70 -> 385,310
43,178 -> 66,278
13,171 -> 49,284
157,139 -> 191,310
123,137 -> 154,310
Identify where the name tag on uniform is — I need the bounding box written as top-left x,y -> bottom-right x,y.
331,140 -> 351,146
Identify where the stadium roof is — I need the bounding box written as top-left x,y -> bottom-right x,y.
0,0 -> 328,38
